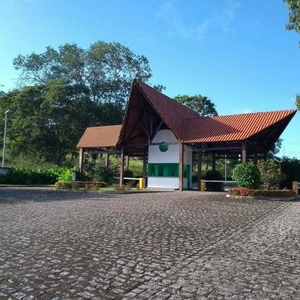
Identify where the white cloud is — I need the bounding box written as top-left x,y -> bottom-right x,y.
216,0 -> 239,34
157,1 -> 210,41
157,0 -> 239,41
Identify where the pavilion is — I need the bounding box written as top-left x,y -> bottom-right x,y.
77,80 -> 297,191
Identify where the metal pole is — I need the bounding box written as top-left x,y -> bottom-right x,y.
2,110 -> 9,168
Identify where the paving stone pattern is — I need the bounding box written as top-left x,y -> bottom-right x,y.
0,188 -> 299,299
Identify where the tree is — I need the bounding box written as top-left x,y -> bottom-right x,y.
174,95 -> 218,117
3,41 -> 155,166
13,41 -> 152,107
284,0 -> 300,34
232,163 -> 262,189
257,159 -> 285,190
0,79 -> 123,166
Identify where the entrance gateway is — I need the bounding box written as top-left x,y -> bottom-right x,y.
77,80 -> 297,191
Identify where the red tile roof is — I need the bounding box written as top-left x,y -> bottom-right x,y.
77,80 -> 297,151
182,110 -> 297,143
135,81 -> 199,141
77,125 -> 121,148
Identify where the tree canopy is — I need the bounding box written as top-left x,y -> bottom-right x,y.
0,41 -> 153,166
174,95 -> 218,117
284,0 -> 300,34
13,41 -> 152,107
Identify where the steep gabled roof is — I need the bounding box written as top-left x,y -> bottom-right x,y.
117,80 -> 200,145
77,125 -> 121,148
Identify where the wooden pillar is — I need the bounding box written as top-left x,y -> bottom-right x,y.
142,150 -> 147,189
212,153 -> 216,171
179,143 -> 184,191
119,148 -> 125,188
105,152 -> 110,169
79,148 -> 84,173
242,142 -> 247,163
197,151 -> 202,190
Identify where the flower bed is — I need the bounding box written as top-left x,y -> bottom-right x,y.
228,187 -> 295,197
55,181 -> 108,190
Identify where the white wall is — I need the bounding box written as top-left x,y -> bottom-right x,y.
149,130 -> 178,164
148,129 -> 192,189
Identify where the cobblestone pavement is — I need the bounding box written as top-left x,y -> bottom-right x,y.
0,188 -> 299,299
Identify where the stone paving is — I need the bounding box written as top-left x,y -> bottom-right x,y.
0,188 -> 299,299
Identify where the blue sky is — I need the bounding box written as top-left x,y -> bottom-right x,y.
1,0 -> 300,158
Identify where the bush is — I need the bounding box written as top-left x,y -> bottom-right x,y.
257,159 -> 285,190
228,187 -> 295,197
83,161 -> 117,185
232,163 -> 261,189
54,181 -> 108,190
205,170 -> 224,191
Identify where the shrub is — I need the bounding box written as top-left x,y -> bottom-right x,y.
228,188 -> 295,197
232,163 -> 261,189
54,181 -> 108,190
205,170 -> 224,191
257,159 -> 285,190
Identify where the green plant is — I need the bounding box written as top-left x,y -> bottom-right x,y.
232,163 -> 261,189
205,170 -> 224,191
257,159 -> 285,190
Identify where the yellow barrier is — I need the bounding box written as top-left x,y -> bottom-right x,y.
139,178 -> 143,189
292,181 -> 298,195
200,181 -> 206,192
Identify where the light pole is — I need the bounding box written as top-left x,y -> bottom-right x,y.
2,110 -> 10,168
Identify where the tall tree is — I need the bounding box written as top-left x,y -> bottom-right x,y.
283,1 -> 300,109
13,41 -> 152,107
0,80 -> 124,166
174,95 -> 218,116
284,0 -> 300,34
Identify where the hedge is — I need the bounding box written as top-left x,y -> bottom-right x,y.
228,188 -> 295,197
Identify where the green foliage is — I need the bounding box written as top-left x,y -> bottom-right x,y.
229,187 -> 295,197
0,167 -> 75,185
0,41 -> 157,166
13,41 -> 152,106
232,163 -> 262,189
284,0 -> 300,34
174,95 -> 218,117
205,170 -> 224,191
57,168 -> 76,181
55,181 -> 108,190
280,157 -> 300,188
83,160 -> 117,185
257,159 -> 286,190
296,94 -> 300,110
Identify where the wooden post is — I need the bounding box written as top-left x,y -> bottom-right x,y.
197,151 -> 202,190
105,152 -> 110,169
179,143 -> 184,191
79,148 -> 84,173
119,148 -> 125,188
242,142 -> 247,163
142,149 -> 147,189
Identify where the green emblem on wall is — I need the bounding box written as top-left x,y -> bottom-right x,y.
159,141 -> 169,152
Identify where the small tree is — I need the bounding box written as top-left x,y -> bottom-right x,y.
257,159 -> 285,190
232,163 -> 261,189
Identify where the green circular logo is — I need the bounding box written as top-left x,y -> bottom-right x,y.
159,141 -> 169,152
